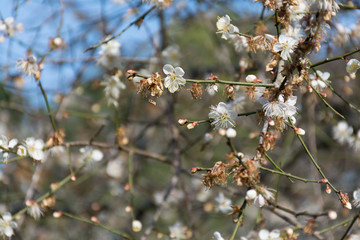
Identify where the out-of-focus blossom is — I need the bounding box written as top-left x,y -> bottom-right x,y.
216,15 -> 239,40
0,212 -> 17,237
263,94 -> 297,120
101,74 -> 126,107
214,231 -> 225,240
25,137 -> 45,161
97,37 -> 121,68
309,70 -> 330,91
273,34 -> 298,60
352,188 -> 360,208
209,102 -> 237,129
80,147 -> 103,164
142,0 -> 172,8
161,45 -> 180,66
226,128 -> 237,138
132,220 -> 142,232
0,135 -> 18,163
26,200 -> 43,220
333,121 -> 353,145
206,84 -> 218,96
163,64 -> 186,93
169,222 -> 189,239
258,229 -> 281,240
346,59 -> 360,76
215,192 -> 233,213
0,17 -> 23,37
16,55 -> 39,76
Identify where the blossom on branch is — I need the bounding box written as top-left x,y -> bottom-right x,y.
216,15 -> 239,40
209,102 -> 237,129
346,59 -> 360,76
16,55 -> 39,76
0,212 -> 17,237
273,34 -> 298,61
163,64 -> 186,93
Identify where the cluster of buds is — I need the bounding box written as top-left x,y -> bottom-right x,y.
126,69 -> 138,81
187,121 -> 198,130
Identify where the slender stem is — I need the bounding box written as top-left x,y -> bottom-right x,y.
274,8 -> 281,37
38,80 -> 58,132
340,212 -> 360,240
84,6 -> 156,52
310,48 -> 360,68
128,151 -> 135,220
62,212 -> 132,239
289,119 -> 341,201
338,3 -> 360,10
66,146 -> 74,176
13,163 -> 86,219
264,152 -> 294,183
260,166 -> 319,183
135,74 -> 275,87
230,200 -> 247,240
305,76 -> 344,119
317,217 -> 354,234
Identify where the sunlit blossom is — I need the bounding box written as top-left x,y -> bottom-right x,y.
209,102 -> 237,129
163,64 -> 186,93
0,212 -> 17,237
25,137 -> 45,161
216,15 -> 239,40
273,34 -> 298,60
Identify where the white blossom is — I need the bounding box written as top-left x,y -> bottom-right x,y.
101,74 -> 126,107
161,45 -> 180,66
206,84 -> 218,96
254,194 -> 266,208
263,94 -> 297,120
16,55 -> 39,76
26,200 -> 43,220
0,135 -> 18,162
209,102 -> 237,129
289,1 -> 309,21
309,70 -> 330,91
163,64 -> 186,93
284,24 -> 303,41
258,229 -> 281,240
216,15 -> 239,40
169,222 -> 188,239
215,192 -> 233,213
214,231 -> 225,240
80,147 -> 103,164
0,212 -> 17,237
352,188 -> 360,208
333,121 -> 353,145
273,34 -> 298,60
132,220 -> 142,232
346,59 -> 360,76
25,137 -> 44,161
246,189 -> 258,201
227,96 -> 245,113
16,145 -> 27,157
97,37 -> 121,68
226,128 -> 237,138
0,17 -> 23,37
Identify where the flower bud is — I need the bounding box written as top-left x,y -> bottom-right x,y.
132,220 -> 142,232
53,211 -> 62,218
226,128 -> 237,138
268,119 -> 275,126
245,189 -> 257,201
328,210 -> 337,220
217,129 -> 226,136
344,202 -> 352,210
325,184 -> 331,194
91,216 -> 99,223
178,119 -> 188,125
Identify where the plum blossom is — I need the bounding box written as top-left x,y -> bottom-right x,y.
258,229 -> 281,240
26,200 -> 43,220
0,212 -> 17,237
161,45 -> 180,66
101,74 -> 126,107
346,59 -> 360,76
163,64 -> 186,93
333,121 -> 353,145
97,37 -> 121,68
80,147 -> 103,164
209,102 -> 237,129
216,15 -> 239,40
169,222 -> 188,239
309,70 -> 330,91
25,137 -> 45,161
0,135 -> 18,163
215,192 -> 233,213
273,34 -> 298,60
353,188 -> 360,208
214,232 -> 225,240
263,94 -> 297,121
132,220 -> 142,232
16,55 -> 39,76
0,17 -> 23,37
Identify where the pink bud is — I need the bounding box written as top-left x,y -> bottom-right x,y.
178,119 -> 188,125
